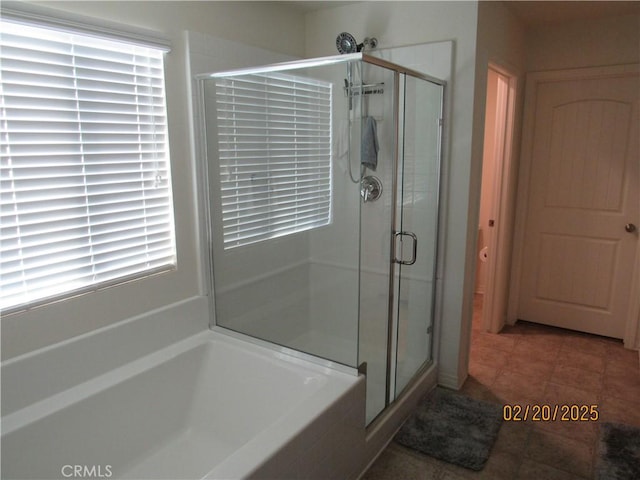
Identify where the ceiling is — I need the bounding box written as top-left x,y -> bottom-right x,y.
284,1 -> 640,25
277,1 -> 356,12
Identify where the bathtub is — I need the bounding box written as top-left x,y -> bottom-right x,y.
1,329 -> 365,479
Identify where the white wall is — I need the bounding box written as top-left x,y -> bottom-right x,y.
465,0 -> 527,339
484,8 -> 639,344
2,1 -> 306,360
526,13 -> 640,71
510,10 -> 640,343
305,1 -> 480,387
461,0 -> 526,384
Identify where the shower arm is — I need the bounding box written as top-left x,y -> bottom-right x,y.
361,37 -> 378,51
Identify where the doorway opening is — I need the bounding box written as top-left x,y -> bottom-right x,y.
475,64 -> 517,333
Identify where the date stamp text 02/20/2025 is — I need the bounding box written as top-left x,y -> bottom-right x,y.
503,404 -> 599,422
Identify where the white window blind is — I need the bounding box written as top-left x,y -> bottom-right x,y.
215,72 -> 332,249
0,19 -> 176,313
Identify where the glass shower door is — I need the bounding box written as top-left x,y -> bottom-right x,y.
359,65 -> 444,424
392,74 -> 443,397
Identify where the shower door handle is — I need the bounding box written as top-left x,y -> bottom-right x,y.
393,231 -> 418,265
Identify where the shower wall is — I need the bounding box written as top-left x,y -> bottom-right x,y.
191,32 -> 317,354
201,57 -> 363,368
306,61 -> 398,420
290,62 -> 363,366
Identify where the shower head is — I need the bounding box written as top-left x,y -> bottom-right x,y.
336,32 -> 379,54
336,32 -> 359,54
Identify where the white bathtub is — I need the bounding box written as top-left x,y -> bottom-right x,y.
1,329 -> 365,479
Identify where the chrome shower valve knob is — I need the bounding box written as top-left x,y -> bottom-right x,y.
361,176 -> 383,202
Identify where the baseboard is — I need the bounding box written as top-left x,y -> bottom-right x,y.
438,370 -> 463,390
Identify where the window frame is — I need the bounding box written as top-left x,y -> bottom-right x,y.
0,10 -> 176,315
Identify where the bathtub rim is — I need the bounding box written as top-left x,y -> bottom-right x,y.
1,328 -> 359,438
1,296 -> 208,416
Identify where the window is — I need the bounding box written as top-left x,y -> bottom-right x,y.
0,18 -> 176,313
214,72 -> 332,249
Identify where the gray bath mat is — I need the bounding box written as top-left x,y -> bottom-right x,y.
596,422 -> 640,480
394,387 -> 502,471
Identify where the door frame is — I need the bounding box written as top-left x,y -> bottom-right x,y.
386,71 -> 446,407
508,64 -> 640,348
481,63 -> 518,334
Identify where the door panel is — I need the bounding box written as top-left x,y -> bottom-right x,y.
392,75 -> 443,396
536,233 -> 616,309
518,73 -> 639,338
545,100 -> 630,211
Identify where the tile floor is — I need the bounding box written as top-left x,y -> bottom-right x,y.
362,294 -> 640,480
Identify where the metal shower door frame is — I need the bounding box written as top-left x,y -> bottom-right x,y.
378,62 -> 446,416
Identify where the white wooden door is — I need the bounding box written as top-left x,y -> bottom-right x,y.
517,69 -> 639,338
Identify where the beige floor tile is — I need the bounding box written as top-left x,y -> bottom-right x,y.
543,382 -> 600,406
525,429 -> 592,478
361,446 -> 441,480
471,331 -> 517,354
549,364 -> 604,394
533,418 -> 598,446
493,370 -> 548,401
490,390 -> 540,409
469,344 -> 511,370
561,334 -> 609,357
494,323 -> 528,342
605,357 -> 640,377
443,451 -> 521,480
605,343 -> 639,368
556,348 -> 605,373
468,362 -> 500,386
492,421 -> 531,455
502,355 -> 556,382
438,470 -> 470,480
511,338 -> 561,363
516,459 -> 587,480
599,395 -> 640,427
460,376 -> 502,404
601,370 -> 640,404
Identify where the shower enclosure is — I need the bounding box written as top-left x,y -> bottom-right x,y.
199,53 -> 444,424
